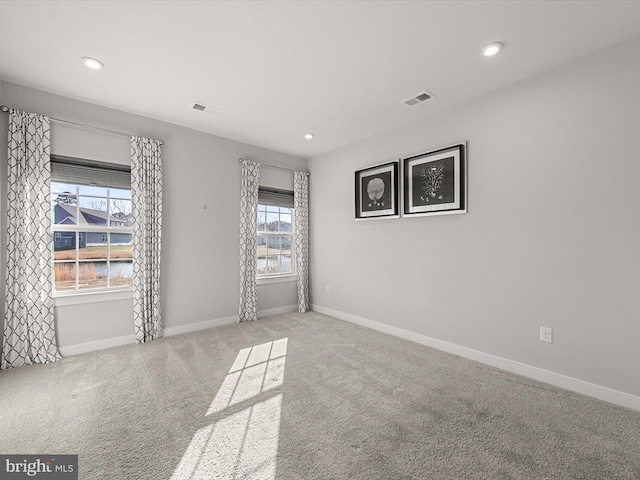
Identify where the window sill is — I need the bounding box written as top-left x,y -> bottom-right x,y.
53,289 -> 133,307
256,275 -> 297,286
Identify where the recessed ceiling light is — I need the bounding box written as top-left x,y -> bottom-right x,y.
304,133 -> 315,140
82,57 -> 104,70
482,42 -> 503,57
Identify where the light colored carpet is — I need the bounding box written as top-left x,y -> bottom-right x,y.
1,311 -> 639,479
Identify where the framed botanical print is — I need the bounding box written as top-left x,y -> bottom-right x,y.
355,161 -> 399,220
403,143 -> 466,217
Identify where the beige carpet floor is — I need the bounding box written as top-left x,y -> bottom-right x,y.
1,311 -> 639,479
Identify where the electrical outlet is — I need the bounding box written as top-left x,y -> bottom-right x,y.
540,327 -> 553,343
325,285 -> 331,295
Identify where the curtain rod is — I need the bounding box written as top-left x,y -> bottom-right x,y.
239,157 -> 304,173
0,105 -> 164,145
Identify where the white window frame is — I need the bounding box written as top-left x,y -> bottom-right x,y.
256,203 -> 296,283
51,184 -> 133,297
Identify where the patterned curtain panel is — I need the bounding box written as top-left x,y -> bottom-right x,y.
2,109 -> 59,369
131,136 -> 163,343
238,159 -> 260,322
294,171 -> 310,313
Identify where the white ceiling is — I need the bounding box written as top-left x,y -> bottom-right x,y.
1,1 -> 640,158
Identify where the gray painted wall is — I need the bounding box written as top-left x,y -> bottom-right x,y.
309,36 -> 640,397
0,81 -> 307,349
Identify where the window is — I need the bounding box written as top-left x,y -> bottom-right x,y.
256,188 -> 294,278
50,156 -> 133,293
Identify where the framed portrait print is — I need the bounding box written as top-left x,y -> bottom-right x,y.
355,161 -> 399,220
403,143 -> 466,217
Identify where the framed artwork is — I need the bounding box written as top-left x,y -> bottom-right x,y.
403,143 -> 466,217
355,161 -> 399,220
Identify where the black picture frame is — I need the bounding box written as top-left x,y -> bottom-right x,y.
355,161 -> 399,220
403,143 -> 466,217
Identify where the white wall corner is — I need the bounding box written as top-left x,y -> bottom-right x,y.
310,304 -> 640,412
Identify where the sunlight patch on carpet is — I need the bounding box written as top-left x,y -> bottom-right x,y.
206,338 -> 287,416
170,394 -> 283,480
170,338 -> 288,480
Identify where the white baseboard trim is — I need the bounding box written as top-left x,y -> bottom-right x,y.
59,305 -> 298,357
257,304 -> 298,319
59,334 -> 135,357
311,304 -> 640,412
163,315 -> 238,337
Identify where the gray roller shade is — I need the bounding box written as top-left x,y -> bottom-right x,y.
51,155 -> 131,190
258,187 -> 294,208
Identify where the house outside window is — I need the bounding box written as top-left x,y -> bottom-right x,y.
256,188 -> 295,278
50,156 -> 133,293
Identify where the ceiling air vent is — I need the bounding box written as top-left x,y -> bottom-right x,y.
402,90 -> 435,107
189,102 -> 221,115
